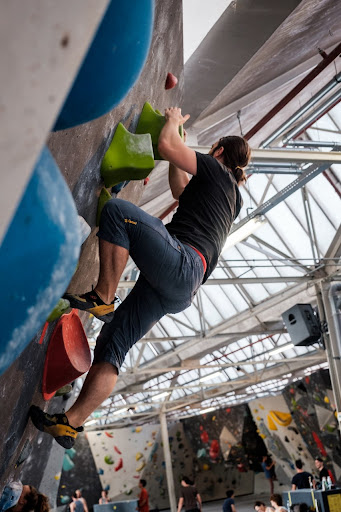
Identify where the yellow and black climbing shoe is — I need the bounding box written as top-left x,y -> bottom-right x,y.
62,290 -> 121,323
29,405 -> 83,449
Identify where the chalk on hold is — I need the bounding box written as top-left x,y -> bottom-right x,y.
101,123 -> 154,188
136,102 -> 183,160
97,188 -> 112,226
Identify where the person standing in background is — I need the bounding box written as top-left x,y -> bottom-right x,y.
177,477 -> 202,512
223,490 -> 236,512
262,455 -> 276,494
291,459 -> 313,490
70,491 -> 88,512
137,480 -> 149,512
99,490 -> 109,505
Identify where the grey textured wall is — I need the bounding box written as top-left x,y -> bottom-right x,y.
0,0 -> 184,499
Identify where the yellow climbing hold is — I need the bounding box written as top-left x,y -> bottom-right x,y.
259,434 -> 266,439
136,452 -> 143,461
324,396 -> 330,404
135,426 -> 142,433
269,410 -> 292,427
267,414 -> 278,431
259,404 -> 264,410
256,416 -> 261,421
202,464 -> 210,471
136,461 -> 146,472
54,473 -> 61,480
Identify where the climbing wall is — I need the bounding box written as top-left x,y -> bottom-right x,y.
56,433 -> 102,509
182,404 -> 254,499
85,423 -> 193,510
282,369 -> 341,482
250,394 -> 317,484
0,0 -> 183,491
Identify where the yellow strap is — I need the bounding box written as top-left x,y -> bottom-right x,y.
44,423 -> 78,439
89,304 -> 115,316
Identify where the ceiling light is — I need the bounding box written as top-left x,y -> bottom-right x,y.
268,343 -> 295,356
113,407 -> 128,415
151,391 -> 170,401
84,419 -> 97,427
199,371 -> 222,382
222,216 -> 267,251
200,407 -> 216,414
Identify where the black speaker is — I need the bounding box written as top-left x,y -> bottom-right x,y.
281,303 -> 320,346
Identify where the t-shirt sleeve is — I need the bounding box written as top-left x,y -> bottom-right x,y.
195,152 -> 223,182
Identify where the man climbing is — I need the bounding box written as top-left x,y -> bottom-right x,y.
30,107 -> 251,448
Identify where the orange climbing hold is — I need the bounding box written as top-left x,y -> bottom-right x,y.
42,310 -> 91,400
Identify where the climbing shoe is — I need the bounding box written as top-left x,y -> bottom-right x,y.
29,405 -> 83,449
62,290 -> 121,323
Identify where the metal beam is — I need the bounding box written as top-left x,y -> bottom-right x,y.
189,146 -> 341,165
124,354 -> 325,375
118,276 -> 313,288
138,323 -> 286,343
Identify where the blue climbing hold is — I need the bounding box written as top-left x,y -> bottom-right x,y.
54,0 -> 154,130
0,147 -> 80,375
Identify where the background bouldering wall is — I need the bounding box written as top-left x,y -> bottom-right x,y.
85,423 -> 193,510
181,404 -> 255,500
0,0 -> 184,495
56,433 -> 102,510
250,368 -> 341,486
282,369 -> 341,483
250,394 -> 314,485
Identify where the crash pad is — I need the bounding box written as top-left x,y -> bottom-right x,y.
0,147 -> 80,375
54,0 -> 154,130
101,123 -> 154,187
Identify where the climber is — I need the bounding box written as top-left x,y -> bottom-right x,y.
30,107 -> 251,448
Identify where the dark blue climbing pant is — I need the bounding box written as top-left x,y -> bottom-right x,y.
93,198 -> 204,372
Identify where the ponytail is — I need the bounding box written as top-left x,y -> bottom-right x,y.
215,136 -> 251,184
233,166 -> 247,184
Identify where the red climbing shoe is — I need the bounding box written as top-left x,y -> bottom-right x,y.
30,405 -> 83,449
63,290 -> 121,323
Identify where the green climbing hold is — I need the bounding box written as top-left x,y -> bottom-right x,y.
97,188 -> 112,226
104,455 -> 114,465
136,102 -> 183,160
101,123 -> 154,188
47,298 -> 70,322
55,384 -> 73,396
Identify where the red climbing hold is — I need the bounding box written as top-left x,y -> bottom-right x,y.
165,72 -> 178,90
209,439 -> 219,460
114,446 -> 122,454
312,431 -> 327,457
105,432 -> 114,438
42,310 -> 91,400
200,430 -> 209,443
114,458 -> 123,471
144,177 -> 150,186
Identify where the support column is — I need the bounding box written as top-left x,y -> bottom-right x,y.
320,283 -> 341,431
159,409 -> 177,512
